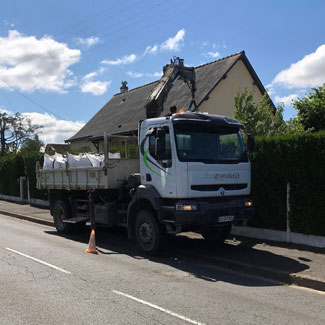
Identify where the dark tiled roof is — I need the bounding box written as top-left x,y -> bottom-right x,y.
68,51 -> 265,142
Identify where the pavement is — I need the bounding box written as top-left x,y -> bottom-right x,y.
1,199 -> 324,292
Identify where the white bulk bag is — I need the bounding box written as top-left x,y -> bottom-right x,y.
67,153 -> 92,168
43,154 -> 54,169
53,153 -> 66,169
86,153 -> 104,167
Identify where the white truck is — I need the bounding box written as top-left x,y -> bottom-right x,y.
36,58 -> 254,255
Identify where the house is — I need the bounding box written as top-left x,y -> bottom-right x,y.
67,51 -> 268,151
45,143 -> 70,153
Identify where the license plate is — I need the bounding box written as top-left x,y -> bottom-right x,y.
219,215 -> 234,223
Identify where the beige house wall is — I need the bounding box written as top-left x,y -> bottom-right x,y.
199,59 -> 263,117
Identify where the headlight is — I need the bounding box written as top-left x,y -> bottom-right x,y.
176,204 -> 199,211
244,200 -> 253,207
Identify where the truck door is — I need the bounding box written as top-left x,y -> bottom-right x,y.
141,124 -> 176,198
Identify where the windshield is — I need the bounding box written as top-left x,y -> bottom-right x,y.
174,124 -> 248,163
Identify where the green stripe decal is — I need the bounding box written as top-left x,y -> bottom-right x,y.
143,148 -> 166,178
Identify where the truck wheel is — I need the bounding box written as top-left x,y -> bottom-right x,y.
201,224 -> 232,243
135,210 -> 161,256
53,200 -> 72,234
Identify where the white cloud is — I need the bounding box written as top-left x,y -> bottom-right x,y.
145,45 -> 158,54
20,112 -> 84,144
80,66 -> 110,95
82,71 -> 98,81
272,44 -> 325,88
206,51 -> 220,58
101,54 -> 136,66
201,41 -> 208,49
127,71 -> 162,79
81,66 -> 106,81
0,30 -> 81,93
75,36 -> 100,48
127,71 -> 144,78
0,109 -> 84,144
274,94 -> 299,106
149,72 -> 163,78
80,80 -> 111,95
161,29 -> 185,52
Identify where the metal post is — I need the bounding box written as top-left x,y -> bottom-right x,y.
104,131 -> 108,167
286,182 -> 291,243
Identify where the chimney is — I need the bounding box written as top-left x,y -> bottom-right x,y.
120,81 -> 128,93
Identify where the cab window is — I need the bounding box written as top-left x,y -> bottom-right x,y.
148,127 -> 172,168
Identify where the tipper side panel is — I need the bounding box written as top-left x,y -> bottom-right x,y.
37,159 -> 139,190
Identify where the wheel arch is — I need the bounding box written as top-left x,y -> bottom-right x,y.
127,185 -> 161,240
127,198 -> 155,240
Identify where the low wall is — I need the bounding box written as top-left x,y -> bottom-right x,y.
0,194 -> 49,207
232,225 -> 325,248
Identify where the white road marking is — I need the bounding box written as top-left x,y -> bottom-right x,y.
5,247 -> 72,275
112,290 -> 206,325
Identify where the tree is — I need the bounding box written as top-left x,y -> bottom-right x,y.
0,112 -> 42,156
293,84 -> 325,132
233,89 -> 287,136
21,134 -> 44,153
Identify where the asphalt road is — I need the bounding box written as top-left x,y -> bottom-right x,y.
1,214 -> 324,325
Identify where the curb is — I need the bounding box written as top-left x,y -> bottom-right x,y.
0,210 -> 54,228
174,250 -> 325,292
1,209 -> 324,292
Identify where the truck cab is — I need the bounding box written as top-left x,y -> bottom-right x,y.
128,111 -> 253,254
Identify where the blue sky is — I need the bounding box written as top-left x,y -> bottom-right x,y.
0,0 -> 324,143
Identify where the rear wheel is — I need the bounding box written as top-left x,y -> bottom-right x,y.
53,200 -> 73,234
135,209 -> 162,256
201,224 -> 232,243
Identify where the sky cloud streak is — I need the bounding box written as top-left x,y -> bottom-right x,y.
101,54 -> 136,66
160,29 -> 185,52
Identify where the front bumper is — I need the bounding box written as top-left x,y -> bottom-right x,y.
159,197 -> 254,226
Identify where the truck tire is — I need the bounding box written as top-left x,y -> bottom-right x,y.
201,224 -> 232,243
135,209 -> 161,256
53,200 -> 73,234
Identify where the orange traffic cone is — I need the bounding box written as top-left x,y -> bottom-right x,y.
85,229 -> 98,254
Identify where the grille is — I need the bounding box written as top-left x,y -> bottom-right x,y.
191,184 -> 247,191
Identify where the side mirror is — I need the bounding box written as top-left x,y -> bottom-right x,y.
247,134 -> 255,152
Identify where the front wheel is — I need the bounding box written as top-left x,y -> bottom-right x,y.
201,224 -> 232,243
135,210 -> 162,256
53,200 -> 73,234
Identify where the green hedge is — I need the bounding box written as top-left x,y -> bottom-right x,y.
249,131 -> 325,236
0,152 -> 47,201
0,154 -> 25,197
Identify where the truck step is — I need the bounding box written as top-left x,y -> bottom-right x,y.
63,216 -> 89,223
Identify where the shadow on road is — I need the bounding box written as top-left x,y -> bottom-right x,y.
44,227 -> 309,288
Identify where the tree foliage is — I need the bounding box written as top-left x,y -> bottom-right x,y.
233,89 -> 287,136
293,83 -> 325,132
0,112 -> 42,156
21,134 -> 44,153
